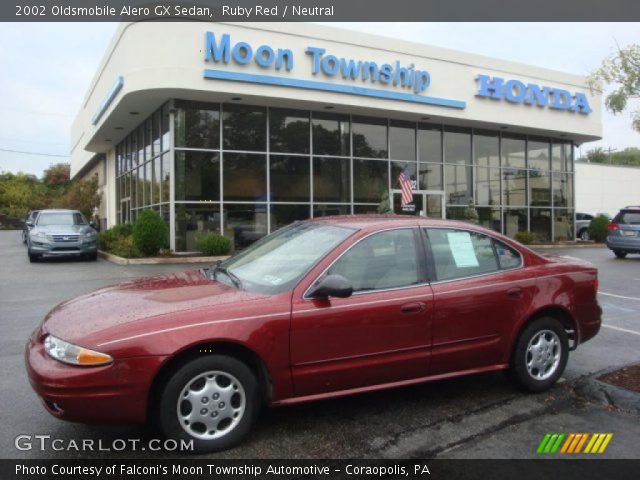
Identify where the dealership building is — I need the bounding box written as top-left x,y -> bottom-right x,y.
71,22 -> 602,251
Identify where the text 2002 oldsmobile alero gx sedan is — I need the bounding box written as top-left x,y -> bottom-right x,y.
26,216 -> 601,452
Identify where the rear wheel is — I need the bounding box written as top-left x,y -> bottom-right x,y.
578,228 -> 589,241
156,355 -> 259,453
510,317 -> 568,392
613,250 -> 627,259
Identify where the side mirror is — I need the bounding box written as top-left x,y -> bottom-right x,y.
25,221 -> 34,228
308,274 -> 353,299
89,222 -> 97,229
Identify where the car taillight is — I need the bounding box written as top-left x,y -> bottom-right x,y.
607,223 -> 619,231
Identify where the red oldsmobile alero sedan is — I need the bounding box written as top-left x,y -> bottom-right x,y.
26,215 -> 601,452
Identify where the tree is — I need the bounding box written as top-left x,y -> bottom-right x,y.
0,172 -> 49,219
588,44 -> 640,132
43,163 -> 70,189
54,177 -> 101,218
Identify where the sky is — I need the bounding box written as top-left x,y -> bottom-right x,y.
0,22 -> 638,177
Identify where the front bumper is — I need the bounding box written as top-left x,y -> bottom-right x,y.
29,239 -> 97,256
25,332 -> 167,424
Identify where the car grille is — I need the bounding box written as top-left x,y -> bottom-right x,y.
49,234 -> 80,243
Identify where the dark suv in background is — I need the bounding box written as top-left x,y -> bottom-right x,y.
606,206 -> 640,258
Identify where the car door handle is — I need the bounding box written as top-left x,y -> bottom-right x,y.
506,287 -> 523,299
400,302 -> 427,314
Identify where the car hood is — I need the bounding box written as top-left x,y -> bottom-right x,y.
31,225 -> 94,235
40,270 -> 271,348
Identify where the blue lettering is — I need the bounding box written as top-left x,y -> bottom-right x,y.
362,62 -> 379,83
504,80 -> 527,103
232,42 -> 252,64
205,32 -> 230,63
255,45 -> 275,68
476,75 -> 504,100
379,64 -> 393,84
524,84 -> 550,107
276,49 -> 293,71
340,58 -> 363,80
571,93 -> 592,113
414,71 -> 430,94
550,89 -> 572,110
305,47 -> 325,75
321,55 -> 340,76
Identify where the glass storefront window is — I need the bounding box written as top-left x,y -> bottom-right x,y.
528,138 -> 550,171
474,131 -> 499,167
503,208 -> 528,239
503,167 -> 527,206
137,128 -> 144,166
144,119 -> 153,159
223,204 -> 268,251
137,166 -> 144,208
563,143 -> 573,172
353,204 -> 380,214
529,170 -> 551,206
152,111 -> 162,155
389,120 -> 416,160
175,151 -> 220,201
444,127 -> 471,164
314,204 -> 350,217
270,108 -> 310,154
312,112 -> 349,156
552,173 -> 572,207
418,163 -> 442,191
223,104 -> 266,151
162,103 -> 170,151
130,171 -> 137,208
175,204 -> 221,252
475,166 -> 501,206
270,204 -> 310,231
530,208 -> 552,242
418,124 -> 442,164
175,101 -> 220,149
161,153 -> 170,204
502,135 -> 526,168
391,161 -> 417,191
445,164 -> 472,205
270,155 -> 310,202
477,207 -> 501,233
353,159 -> 388,202
153,156 -> 161,204
554,209 -> 574,241
313,156 -> 350,203
352,116 -> 387,158
223,153 -> 267,202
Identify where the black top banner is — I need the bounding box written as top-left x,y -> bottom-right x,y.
3,0 -> 640,22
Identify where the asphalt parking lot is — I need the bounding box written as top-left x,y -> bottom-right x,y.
1,230 -> 639,459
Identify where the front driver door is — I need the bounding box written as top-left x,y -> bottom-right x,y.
290,228 -> 434,397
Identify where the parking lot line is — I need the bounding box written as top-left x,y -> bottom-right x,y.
598,291 -> 640,301
602,324 -> 640,336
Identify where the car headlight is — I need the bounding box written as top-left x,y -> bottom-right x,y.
31,231 -> 47,239
43,335 -> 113,366
84,231 -> 97,239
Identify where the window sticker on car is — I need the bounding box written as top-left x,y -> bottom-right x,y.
262,275 -> 283,285
446,231 -> 480,268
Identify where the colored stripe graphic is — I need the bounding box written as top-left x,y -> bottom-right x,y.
203,69 -> 467,109
538,433 -> 613,454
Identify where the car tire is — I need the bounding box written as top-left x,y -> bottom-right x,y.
28,250 -> 39,263
510,317 -> 568,393
578,228 -> 589,241
156,355 -> 260,453
613,250 -> 627,259
87,252 -> 98,261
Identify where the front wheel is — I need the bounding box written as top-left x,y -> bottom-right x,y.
613,250 -> 627,259
510,317 -> 568,392
156,355 -> 259,453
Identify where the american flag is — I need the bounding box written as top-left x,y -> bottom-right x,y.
398,165 -> 413,207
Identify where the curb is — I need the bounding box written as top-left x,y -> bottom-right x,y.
98,250 -> 230,265
574,369 -> 640,413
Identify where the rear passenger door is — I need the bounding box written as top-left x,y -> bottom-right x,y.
423,228 -> 533,375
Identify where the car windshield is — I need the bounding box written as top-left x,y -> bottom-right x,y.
36,212 -> 87,226
215,222 -> 355,295
619,212 -> 640,225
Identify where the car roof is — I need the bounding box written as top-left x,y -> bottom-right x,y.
37,209 -> 82,214
309,214 -> 493,233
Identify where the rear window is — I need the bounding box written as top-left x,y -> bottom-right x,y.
617,211 -> 640,225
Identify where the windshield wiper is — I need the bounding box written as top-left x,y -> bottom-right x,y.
211,261 -> 243,289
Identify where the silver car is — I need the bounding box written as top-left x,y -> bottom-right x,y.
27,209 -> 98,263
606,206 -> 640,259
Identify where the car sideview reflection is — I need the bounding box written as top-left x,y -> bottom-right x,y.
26,215 -> 601,452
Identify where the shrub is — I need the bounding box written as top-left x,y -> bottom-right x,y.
132,210 -> 169,256
515,231 -> 537,245
98,223 -> 134,252
588,214 -> 610,243
196,233 -> 232,256
109,235 -> 141,258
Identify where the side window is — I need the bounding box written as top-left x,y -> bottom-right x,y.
327,229 -> 420,292
425,228 -> 499,281
493,239 -> 522,269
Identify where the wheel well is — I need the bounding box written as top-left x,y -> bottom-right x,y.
147,342 -> 272,421
516,306 -> 577,351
